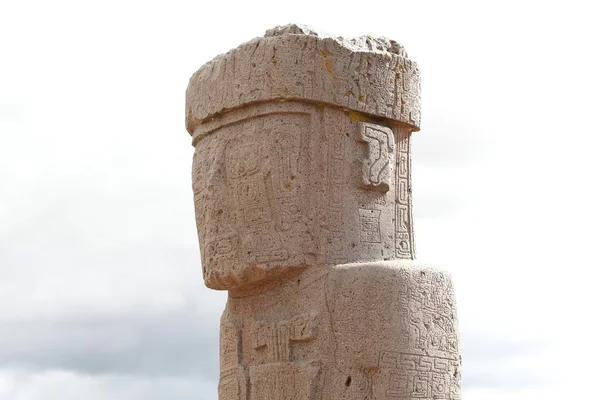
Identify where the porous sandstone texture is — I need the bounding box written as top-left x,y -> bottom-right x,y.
186,24 -> 461,400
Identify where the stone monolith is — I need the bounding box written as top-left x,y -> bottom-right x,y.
185,24 -> 461,400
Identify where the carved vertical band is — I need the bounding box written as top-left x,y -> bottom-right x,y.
395,129 -> 415,259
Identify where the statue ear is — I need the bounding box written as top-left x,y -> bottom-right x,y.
356,123 -> 395,193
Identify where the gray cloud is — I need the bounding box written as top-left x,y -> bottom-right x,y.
0,306 -> 219,380
0,185 -> 221,387
0,368 -> 219,400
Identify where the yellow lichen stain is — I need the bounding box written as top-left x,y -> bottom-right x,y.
348,111 -> 372,123
285,183 -> 293,190
319,49 -> 335,76
315,103 -> 325,112
345,91 -> 353,97
272,59 -> 278,66
279,87 -> 288,93
358,95 -> 365,102
324,59 -> 334,75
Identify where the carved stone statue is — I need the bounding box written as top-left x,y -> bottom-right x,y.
185,24 -> 461,400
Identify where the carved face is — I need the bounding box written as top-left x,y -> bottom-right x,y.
193,112 -> 314,290
192,102 -> 414,291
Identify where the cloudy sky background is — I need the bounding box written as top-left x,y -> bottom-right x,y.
1,0 -> 599,399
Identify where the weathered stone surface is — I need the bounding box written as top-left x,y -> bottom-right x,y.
185,24 -> 461,399
186,24 -> 421,135
191,100 -> 415,291
218,261 -> 461,400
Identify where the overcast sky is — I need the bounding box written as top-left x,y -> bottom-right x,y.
1,0 -> 599,399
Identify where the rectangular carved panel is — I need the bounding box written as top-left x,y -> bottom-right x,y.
249,362 -> 321,400
377,352 -> 460,400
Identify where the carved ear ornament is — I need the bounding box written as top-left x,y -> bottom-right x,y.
357,123 -> 395,193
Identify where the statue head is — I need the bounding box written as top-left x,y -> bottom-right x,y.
186,25 -> 421,291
